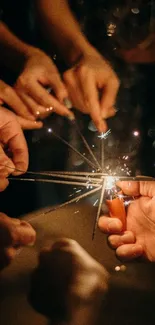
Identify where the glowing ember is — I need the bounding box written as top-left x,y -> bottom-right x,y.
133,130 -> 139,137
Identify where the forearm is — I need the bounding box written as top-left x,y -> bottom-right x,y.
0,22 -> 41,72
35,0 -> 95,65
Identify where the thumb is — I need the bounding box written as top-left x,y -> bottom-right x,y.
117,181 -> 155,198
116,181 -> 140,196
139,181 -> 155,198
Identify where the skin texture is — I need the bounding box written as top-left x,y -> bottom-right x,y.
63,50 -> 119,132
0,22 -> 73,122
35,0 -> 120,132
0,212 -> 36,270
0,107 -> 29,190
0,80 -> 43,130
99,181 -> 155,262
15,49 -> 74,120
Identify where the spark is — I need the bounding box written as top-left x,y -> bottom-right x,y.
133,130 -> 139,137
98,129 -> 111,139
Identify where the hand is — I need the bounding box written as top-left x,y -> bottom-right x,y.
99,181 -> 155,261
63,48 -> 120,132
0,80 -> 43,130
0,107 -> 29,191
15,49 -> 74,120
0,212 -> 36,270
29,238 -> 109,320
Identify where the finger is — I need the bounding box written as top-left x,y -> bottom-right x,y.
116,243 -> 143,260
108,231 -> 136,249
2,85 -> 35,121
1,218 -> 36,247
0,246 -> 17,270
100,77 -> 119,118
116,181 -> 140,196
17,116 -> 43,130
8,131 -> 28,175
0,178 -> 9,191
102,106 -> 117,119
26,82 -> 73,118
0,145 -> 15,174
98,216 -> 123,234
14,220 -> 36,246
140,181 -> 155,198
63,70 -> 86,111
78,72 -> 106,132
47,73 -> 69,103
17,91 -> 49,118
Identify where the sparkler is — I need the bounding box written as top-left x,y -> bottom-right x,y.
2,116 -> 155,240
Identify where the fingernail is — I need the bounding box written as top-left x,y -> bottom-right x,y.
108,221 -> 122,232
36,111 -> 40,116
88,121 -> 98,132
63,98 -> 73,109
67,113 -> 75,121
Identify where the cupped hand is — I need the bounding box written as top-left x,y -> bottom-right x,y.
63,47 -> 120,132
0,212 -> 36,270
15,49 -> 74,120
99,181 -> 155,261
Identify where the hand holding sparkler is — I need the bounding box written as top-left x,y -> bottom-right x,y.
63,48 -> 119,132
0,107 -> 29,190
99,181 -> 155,262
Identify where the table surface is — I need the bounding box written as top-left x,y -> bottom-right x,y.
0,202 -> 155,325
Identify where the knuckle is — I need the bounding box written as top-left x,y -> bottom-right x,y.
63,70 -> 73,84
77,64 -> 87,77
3,85 -> 13,97
17,75 -> 29,90
111,75 -> 120,88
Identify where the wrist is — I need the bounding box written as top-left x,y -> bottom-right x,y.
64,37 -> 97,66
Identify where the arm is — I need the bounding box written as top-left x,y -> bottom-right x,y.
35,0 -> 93,66
0,21 -> 39,72
35,0 -> 120,132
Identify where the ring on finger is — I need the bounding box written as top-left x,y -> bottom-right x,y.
46,106 -> 54,112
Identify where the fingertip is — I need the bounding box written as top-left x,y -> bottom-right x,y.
116,244 -> 143,260
0,178 -> 9,191
98,216 -> 123,233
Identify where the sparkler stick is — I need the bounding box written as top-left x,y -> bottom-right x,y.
72,120 -> 102,170
100,137 -> 104,171
44,186 -> 102,215
9,177 -> 100,188
26,186 -> 102,224
0,164 -> 106,178
92,179 -> 107,240
51,130 -> 98,170
1,164 -> 154,182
